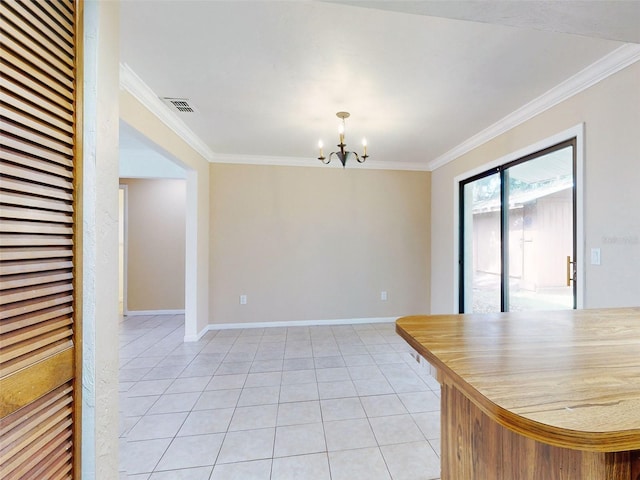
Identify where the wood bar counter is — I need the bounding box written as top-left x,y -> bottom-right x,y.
396,308 -> 640,480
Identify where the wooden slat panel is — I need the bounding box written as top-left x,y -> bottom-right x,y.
0,176 -> 73,201
2,149 -> 73,180
57,0 -> 75,17
0,325 -> 72,363
1,4 -> 73,67
1,1 -> 74,58
26,0 -> 75,40
1,81 -> 73,132
0,339 -> 72,378
0,47 -> 73,103
49,463 -> 73,480
0,56 -> 73,112
0,334 -> 73,372
0,205 -> 73,224
1,148 -> 73,178
0,234 -> 73,247
2,89 -> 74,135
2,414 -> 72,470
0,383 -> 72,437
0,161 -> 73,191
0,258 -> 73,275
1,316 -> 72,348
0,410 -> 72,477
0,347 -> 73,418
0,191 -> 73,212
2,15 -> 74,77
0,220 -> 73,236
0,305 -> 73,335
1,1 -> 77,477
2,120 -> 73,156
30,447 -> 73,480
0,392 -> 71,456
0,247 -> 73,263
0,388 -> 71,451
1,34 -> 74,91
41,0 -> 75,26
2,101 -> 74,145
1,73 -> 74,124
2,103 -> 74,148
0,292 -> 73,321
2,141 -> 74,175
0,280 -> 73,306
23,441 -> 73,480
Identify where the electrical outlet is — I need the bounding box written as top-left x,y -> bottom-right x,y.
239,294 -> 247,305
380,291 -> 388,301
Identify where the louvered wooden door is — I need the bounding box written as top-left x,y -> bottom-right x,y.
1,0 -> 80,478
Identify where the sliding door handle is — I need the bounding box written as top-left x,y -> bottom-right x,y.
566,256 -> 576,286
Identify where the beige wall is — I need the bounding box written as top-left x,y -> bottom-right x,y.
210,164 -> 431,324
431,62 -> 640,312
119,90 -> 210,338
120,178 -> 186,311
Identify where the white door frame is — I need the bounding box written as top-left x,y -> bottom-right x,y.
119,184 -> 129,316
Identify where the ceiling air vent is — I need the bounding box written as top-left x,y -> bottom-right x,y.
162,97 -> 195,113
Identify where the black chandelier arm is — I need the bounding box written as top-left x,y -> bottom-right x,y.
349,151 -> 369,163
321,151 -> 341,163
318,149 -> 368,166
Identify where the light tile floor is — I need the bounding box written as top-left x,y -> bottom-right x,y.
119,315 -> 441,479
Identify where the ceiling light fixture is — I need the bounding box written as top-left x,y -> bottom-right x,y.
317,112 -> 368,167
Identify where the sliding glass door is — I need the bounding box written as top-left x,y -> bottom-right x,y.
459,140 -> 576,313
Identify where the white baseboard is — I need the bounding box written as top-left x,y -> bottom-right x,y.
125,309 -> 185,316
207,316 -> 398,331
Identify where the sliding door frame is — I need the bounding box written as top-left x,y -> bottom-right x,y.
456,126 -> 584,313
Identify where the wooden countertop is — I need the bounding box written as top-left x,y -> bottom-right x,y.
396,307 -> 640,452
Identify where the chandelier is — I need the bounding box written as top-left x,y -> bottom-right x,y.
317,112 -> 369,167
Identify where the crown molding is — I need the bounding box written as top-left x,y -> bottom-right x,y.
428,43 -> 640,171
210,153 -> 431,171
119,63 -> 215,162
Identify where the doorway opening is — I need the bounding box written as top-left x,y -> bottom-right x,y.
459,139 -> 577,313
119,185 -> 127,316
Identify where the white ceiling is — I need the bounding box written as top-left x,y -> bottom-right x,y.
119,0 -> 639,170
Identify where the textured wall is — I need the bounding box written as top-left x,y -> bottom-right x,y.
81,1 -> 120,478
